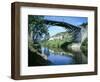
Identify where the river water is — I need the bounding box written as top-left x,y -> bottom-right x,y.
41,47 -> 87,65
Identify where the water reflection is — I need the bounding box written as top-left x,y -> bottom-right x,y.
41,47 -> 87,65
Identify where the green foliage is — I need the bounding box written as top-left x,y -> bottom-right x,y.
41,31 -> 74,50
28,15 -> 49,43
80,22 -> 88,27
47,40 -> 63,48
42,39 -> 67,49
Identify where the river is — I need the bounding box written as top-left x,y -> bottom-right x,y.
41,47 -> 87,65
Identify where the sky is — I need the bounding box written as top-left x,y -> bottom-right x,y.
44,16 -> 88,26
44,16 -> 88,37
48,26 -> 66,37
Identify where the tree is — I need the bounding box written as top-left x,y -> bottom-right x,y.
80,22 -> 88,27
28,15 -> 49,43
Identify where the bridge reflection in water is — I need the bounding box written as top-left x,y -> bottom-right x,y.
41,47 -> 87,65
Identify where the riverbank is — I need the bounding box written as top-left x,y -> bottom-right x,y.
28,42 -> 52,66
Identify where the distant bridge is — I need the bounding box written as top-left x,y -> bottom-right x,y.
44,19 -> 82,43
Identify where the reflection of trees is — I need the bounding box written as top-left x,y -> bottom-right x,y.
72,50 -> 87,64
43,48 -> 50,56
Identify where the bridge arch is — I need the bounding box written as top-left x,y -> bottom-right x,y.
44,19 -> 82,43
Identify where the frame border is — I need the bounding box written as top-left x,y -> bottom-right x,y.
11,2 -> 98,80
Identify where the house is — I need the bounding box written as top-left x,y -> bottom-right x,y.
49,35 -> 63,40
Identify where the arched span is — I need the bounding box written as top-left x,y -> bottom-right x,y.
44,19 -> 82,43
44,19 -> 81,32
